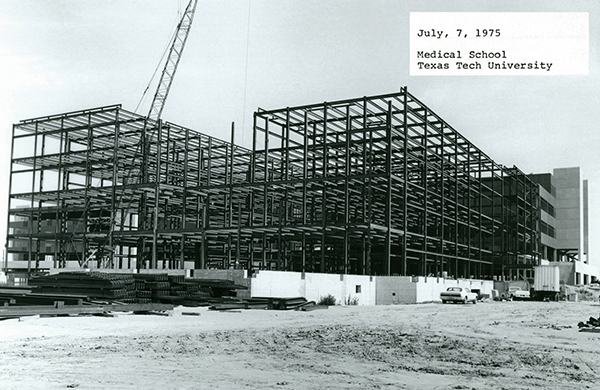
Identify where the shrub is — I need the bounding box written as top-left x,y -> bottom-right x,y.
345,294 -> 359,306
318,294 -> 337,306
575,287 -> 596,301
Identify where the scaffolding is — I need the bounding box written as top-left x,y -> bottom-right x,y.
6,88 -> 540,278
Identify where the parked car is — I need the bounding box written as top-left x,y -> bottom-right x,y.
440,287 -> 478,304
506,286 -> 530,300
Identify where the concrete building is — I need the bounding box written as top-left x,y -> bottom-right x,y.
529,167 -> 596,285
528,172 -> 557,262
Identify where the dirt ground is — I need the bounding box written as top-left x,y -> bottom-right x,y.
1,300 -> 600,390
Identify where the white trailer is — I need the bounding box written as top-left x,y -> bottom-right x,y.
533,265 -> 560,300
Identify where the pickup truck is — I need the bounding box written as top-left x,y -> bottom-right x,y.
506,286 -> 530,300
440,287 -> 478,304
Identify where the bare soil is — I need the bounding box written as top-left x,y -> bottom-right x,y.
1,301 -> 599,390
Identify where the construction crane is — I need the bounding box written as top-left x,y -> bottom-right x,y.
79,0 -> 199,269
147,0 -> 198,122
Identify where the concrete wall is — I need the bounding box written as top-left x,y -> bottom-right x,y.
375,276 -> 416,304
551,261 -> 575,285
250,271 -> 494,305
574,261 -> 599,285
376,276 -> 493,304
250,270 -> 303,298
547,261 -> 599,286
249,270 -> 376,305
493,280 -> 530,295
415,277 -> 493,302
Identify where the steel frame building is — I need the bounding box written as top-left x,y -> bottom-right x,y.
5,88 -> 540,279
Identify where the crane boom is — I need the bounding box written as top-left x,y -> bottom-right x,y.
79,0 -> 199,269
148,0 -> 199,122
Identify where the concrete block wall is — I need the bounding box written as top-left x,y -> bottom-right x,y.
250,270 -> 376,305
574,261 -> 599,285
375,276 -> 493,304
303,273 -> 338,302
415,277 -> 493,302
416,277 -> 451,302
250,271 -> 493,305
343,274 -> 377,306
553,262 -> 575,285
375,276 -> 415,304
250,270 -> 305,298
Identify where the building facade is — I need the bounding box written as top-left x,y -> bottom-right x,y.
529,167 -> 596,284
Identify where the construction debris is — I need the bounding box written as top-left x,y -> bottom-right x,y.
0,291 -> 89,306
296,303 -> 329,312
207,297 -> 320,311
578,315 -> 600,332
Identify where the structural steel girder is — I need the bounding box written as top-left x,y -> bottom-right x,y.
5,88 -> 540,279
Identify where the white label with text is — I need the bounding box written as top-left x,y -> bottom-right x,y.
410,12 -> 589,76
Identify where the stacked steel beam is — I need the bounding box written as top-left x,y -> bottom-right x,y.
4,270 -> 249,308
208,297 -> 311,311
28,272 -> 136,300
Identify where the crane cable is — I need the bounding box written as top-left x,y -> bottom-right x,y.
241,0 -> 252,147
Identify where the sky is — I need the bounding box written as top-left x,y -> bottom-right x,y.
0,0 -> 598,266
